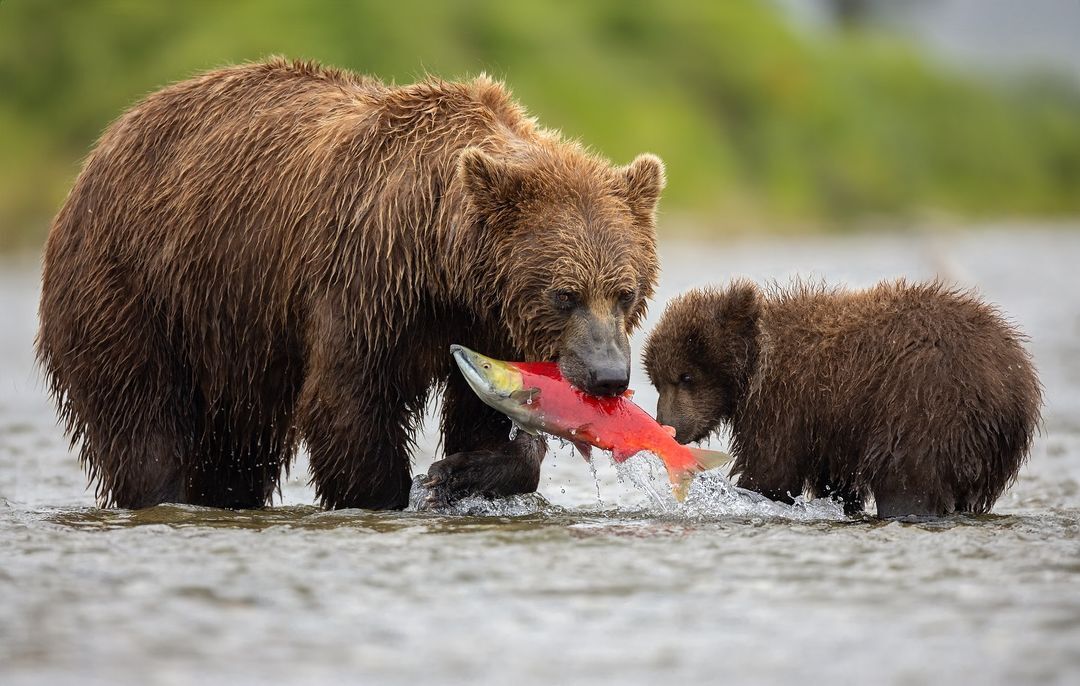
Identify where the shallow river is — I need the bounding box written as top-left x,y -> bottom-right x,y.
2,226 -> 1079,685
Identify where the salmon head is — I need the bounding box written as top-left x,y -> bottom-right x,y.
451,344 -> 543,434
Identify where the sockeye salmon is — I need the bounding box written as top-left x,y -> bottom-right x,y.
450,344 -> 732,501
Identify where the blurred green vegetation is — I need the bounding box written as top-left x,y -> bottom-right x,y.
2,0 -> 1080,249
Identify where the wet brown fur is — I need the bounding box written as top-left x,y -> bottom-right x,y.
644,280 -> 1042,517
37,58 -> 663,509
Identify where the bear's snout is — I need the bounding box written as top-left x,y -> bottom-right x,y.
558,309 -> 631,397
586,363 -> 630,397
560,346 -> 630,397
655,401 -> 686,444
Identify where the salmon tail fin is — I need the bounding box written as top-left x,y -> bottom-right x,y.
670,448 -> 733,502
688,447 -> 733,472
671,470 -> 695,502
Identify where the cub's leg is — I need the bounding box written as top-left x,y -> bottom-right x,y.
730,428 -> 810,506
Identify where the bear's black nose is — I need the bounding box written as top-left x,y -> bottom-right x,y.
587,366 -> 629,397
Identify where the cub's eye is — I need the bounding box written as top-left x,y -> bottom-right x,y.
617,289 -> 637,307
552,290 -> 580,310
678,372 -> 693,385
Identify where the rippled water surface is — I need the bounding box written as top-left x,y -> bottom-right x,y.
3,227 -> 1079,685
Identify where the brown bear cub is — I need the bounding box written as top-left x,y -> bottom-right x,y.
37,59 -> 665,510
643,280 -> 1041,517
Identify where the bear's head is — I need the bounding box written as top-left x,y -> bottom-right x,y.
456,146 -> 664,396
643,282 -> 762,443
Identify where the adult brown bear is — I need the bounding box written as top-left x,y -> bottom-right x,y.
37,58 -> 664,510
643,280 -> 1041,517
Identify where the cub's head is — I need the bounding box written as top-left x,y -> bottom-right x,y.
456,146 -> 664,396
643,282 -> 762,443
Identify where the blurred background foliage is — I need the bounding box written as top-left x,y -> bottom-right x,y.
2,0 -> 1079,250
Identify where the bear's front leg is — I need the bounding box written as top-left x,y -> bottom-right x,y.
297,302 -> 425,510
730,430 -> 810,507
422,434 -> 545,505
422,367 -> 546,505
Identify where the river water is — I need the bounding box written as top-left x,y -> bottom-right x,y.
2,226 -> 1079,685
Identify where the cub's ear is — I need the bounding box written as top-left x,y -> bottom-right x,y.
457,147 -> 526,219
716,281 -> 762,337
622,153 -> 666,221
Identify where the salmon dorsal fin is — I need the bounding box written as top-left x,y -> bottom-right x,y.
688,447 -> 733,472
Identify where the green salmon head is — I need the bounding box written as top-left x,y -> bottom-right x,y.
450,345 -> 543,435
451,344 -> 524,399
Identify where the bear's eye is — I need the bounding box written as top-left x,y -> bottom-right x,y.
679,372 -> 693,385
553,290 -> 580,311
617,289 -> 637,308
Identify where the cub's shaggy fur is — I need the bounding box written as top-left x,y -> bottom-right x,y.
643,280 -> 1041,516
38,58 -> 664,509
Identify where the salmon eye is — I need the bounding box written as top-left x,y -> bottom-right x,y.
483,363 -> 491,370
679,372 -> 692,385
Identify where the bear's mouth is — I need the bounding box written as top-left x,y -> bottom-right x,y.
687,430 -> 710,445
686,421 -> 725,446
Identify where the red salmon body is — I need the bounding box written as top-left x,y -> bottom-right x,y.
450,344 -> 732,501
512,361 -> 700,474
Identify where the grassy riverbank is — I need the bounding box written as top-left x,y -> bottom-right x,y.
2,1 -> 1079,249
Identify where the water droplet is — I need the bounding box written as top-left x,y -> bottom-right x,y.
588,459 -> 603,506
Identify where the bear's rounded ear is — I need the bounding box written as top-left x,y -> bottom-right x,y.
457,147 -> 524,218
622,153 -> 666,221
716,281 -> 762,337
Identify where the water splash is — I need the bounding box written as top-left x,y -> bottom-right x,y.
424,492 -> 552,516
614,454 -> 673,513
614,453 -> 846,522
408,449 -> 844,522
407,475 -> 551,516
